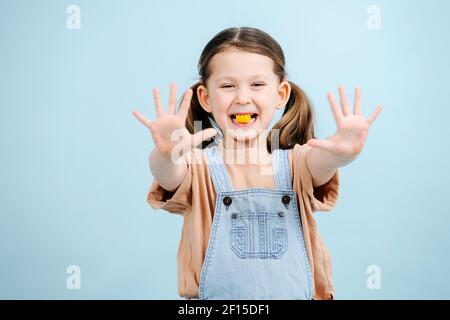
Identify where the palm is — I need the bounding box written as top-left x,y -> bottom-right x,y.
307,86 -> 382,157
148,113 -> 191,158
132,83 -> 217,160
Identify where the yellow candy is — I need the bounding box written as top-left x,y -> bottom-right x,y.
235,114 -> 252,124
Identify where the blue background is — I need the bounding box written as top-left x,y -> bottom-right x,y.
1,0 -> 449,299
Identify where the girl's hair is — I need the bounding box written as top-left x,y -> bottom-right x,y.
183,27 -> 315,152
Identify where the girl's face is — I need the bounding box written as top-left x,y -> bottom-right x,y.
197,48 -> 291,145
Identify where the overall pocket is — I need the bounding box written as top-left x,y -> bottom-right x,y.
230,211 -> 288,259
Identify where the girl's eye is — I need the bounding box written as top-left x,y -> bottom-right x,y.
220,83 -> 265,88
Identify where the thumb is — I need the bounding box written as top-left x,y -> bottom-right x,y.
191,128 -> 217,148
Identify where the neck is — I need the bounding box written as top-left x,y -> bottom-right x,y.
219,132 -> 271,166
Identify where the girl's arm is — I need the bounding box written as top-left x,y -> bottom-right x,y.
306,148 -> 348,187
305,86 -> 382,187
149,148 -> 188,192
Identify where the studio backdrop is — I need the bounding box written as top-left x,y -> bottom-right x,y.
1,0 -> 449,299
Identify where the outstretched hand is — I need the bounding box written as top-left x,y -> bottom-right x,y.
307,86 -> 382,157
132,83 -> 217,161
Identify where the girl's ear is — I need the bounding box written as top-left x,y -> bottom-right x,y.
197,84 -> 212,113
276,80 -> 291,110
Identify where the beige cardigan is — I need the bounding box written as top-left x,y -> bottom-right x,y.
147,142 -> 339,299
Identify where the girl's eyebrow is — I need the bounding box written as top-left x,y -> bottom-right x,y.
216,74 -> 269,81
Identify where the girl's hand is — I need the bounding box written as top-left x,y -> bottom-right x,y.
307,86 -> 382,158
132,83 -> 217,161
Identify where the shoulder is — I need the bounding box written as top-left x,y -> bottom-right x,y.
183,146 -> 211,167
180,146 -> 216,186
292,143 -> 313,158
283,143 -> 313,173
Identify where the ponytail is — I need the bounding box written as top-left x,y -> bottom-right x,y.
267,81 -> 315,152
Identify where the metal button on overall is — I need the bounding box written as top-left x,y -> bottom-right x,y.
223,196 -> 232,206
282,195 -> 291,205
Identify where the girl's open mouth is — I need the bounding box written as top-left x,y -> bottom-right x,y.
229,113 -> 258,128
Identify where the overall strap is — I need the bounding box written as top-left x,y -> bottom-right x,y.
203,145 -> 234,192
272,148 -> 293,190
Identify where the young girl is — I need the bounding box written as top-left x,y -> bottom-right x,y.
133,27 -> 381,300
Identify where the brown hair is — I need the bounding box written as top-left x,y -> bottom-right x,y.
183,27 -> 315,152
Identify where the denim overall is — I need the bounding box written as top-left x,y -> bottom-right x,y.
198,145 -> 313,300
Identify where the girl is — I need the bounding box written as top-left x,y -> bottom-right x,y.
133,27 -> 382,300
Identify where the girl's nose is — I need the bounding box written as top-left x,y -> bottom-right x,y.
235,89 -> 252,105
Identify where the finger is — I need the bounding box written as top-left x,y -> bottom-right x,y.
132,110 -> 153,129
327,92 -> 342,125
338,85 -> 351,116
366,104 -> 383,125
178,88 -> 193,120
191,128 -> 217,148
354,86 -> 362,116
168,83 -> 177,115
307,138 -> 335,153
153,88 -> 164,118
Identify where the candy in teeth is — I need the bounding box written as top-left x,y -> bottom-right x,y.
235,114 -> 252,124
230,113 -> 257,124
